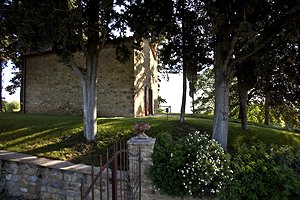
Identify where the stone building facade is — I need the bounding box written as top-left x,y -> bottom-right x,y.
23,40 -> 158,117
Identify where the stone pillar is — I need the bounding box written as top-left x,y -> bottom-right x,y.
127,136 -> 156,199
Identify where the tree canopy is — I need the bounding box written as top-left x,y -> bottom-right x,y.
1,0 -> 299,148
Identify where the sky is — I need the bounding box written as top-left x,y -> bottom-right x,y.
2,64 -> 192,113
2,62 -> 20,102
159,73 -> 193,113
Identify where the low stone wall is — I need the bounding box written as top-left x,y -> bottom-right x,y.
0,138 -> 202,200
0,151 -> 106,200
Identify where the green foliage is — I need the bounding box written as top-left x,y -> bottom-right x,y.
1,100 -> 20,112
150,131 -> 232,198
247,103 -> 265,124
149,132 -> 186,196
1,101 -> 6,112
157,95 -> 167,107
194,67 -> 215,115
180,132 -> 232,198
220,143 -> 300,200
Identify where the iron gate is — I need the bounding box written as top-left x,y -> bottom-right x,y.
80,142 -> 141,200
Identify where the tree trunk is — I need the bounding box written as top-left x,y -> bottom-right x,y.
79,0 -> 100,142
180,68 -> 187,123
238,106 -> 242,119
180,0 -> 186,124
82,54 -> 98,141
213,62 -> 229,151
298,38 -> 300,65
191,91 -> 195,114
0,60 -> 3,112
264,89 -> 270,126
212,33 -> 236,151
239,88 -> 248,131
20,63 -> 24,112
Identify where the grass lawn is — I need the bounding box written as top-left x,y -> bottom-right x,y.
0,112 -> 299,165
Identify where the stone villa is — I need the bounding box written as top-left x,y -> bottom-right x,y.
23,40 -> 158,117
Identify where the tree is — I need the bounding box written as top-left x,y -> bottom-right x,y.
3,0 -> 138,141
0,0 -> 11,112
257,40 -> 300,127
194,67 -> 214,115
235,59 -> 258,130
3,0 -> 183,141
202,0 -> 299,150
205,0 -> 299,150
157,0 -> 211,123
0,59 -> 4,111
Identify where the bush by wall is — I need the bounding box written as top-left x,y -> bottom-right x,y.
150,132 -> 300,200
149,132 -> 186,197
180,132 -> 232,197
150,131 -> 232,198
219,143 -> 300,200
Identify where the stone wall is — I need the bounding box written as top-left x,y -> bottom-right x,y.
134,42 -> 158,116
0,151 -> 93,199
24,40 -> 158,117
0,137 -> 203,200
25,53 -> 83,115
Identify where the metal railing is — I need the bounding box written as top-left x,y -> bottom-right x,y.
81,141 -> 141,200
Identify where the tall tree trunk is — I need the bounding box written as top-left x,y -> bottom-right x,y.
20,63 -> 24,112
298,38 -> 300,65
180,67 -> 187,123
180,0 -> 186,124
69,0 -> 100,142
82,54 -> 98,141
212,32 -> 237,151
213,61 -> 229,151
264,88 -> 270,126
191,91 -> 195,114
189,77 -> 196,114
238,106 -> 242,119
0,60 -> 3,112
239,88 -> 248,131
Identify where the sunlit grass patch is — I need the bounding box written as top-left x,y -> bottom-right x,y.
0,112 -> 299,165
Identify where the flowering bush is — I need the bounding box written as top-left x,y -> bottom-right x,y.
180,132 -> 232,197
150,131 -> 232,198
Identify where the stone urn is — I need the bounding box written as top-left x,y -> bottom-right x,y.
134,122 -> 150,138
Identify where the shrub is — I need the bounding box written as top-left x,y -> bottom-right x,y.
180,132 -> 232,198
2,100 -> 20,112
150,131 -> 232,198
220,143 -> 300,200
272,145 -> 300,173
149,132 -> 186,196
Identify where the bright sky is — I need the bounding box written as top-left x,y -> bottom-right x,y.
2,61 -> 20,102
159,73 -> 193,114
2,63 -> 192,113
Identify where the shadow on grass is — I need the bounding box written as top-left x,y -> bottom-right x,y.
0,122 -> 81,145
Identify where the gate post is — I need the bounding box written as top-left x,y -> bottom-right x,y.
127,136 -> 156,199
